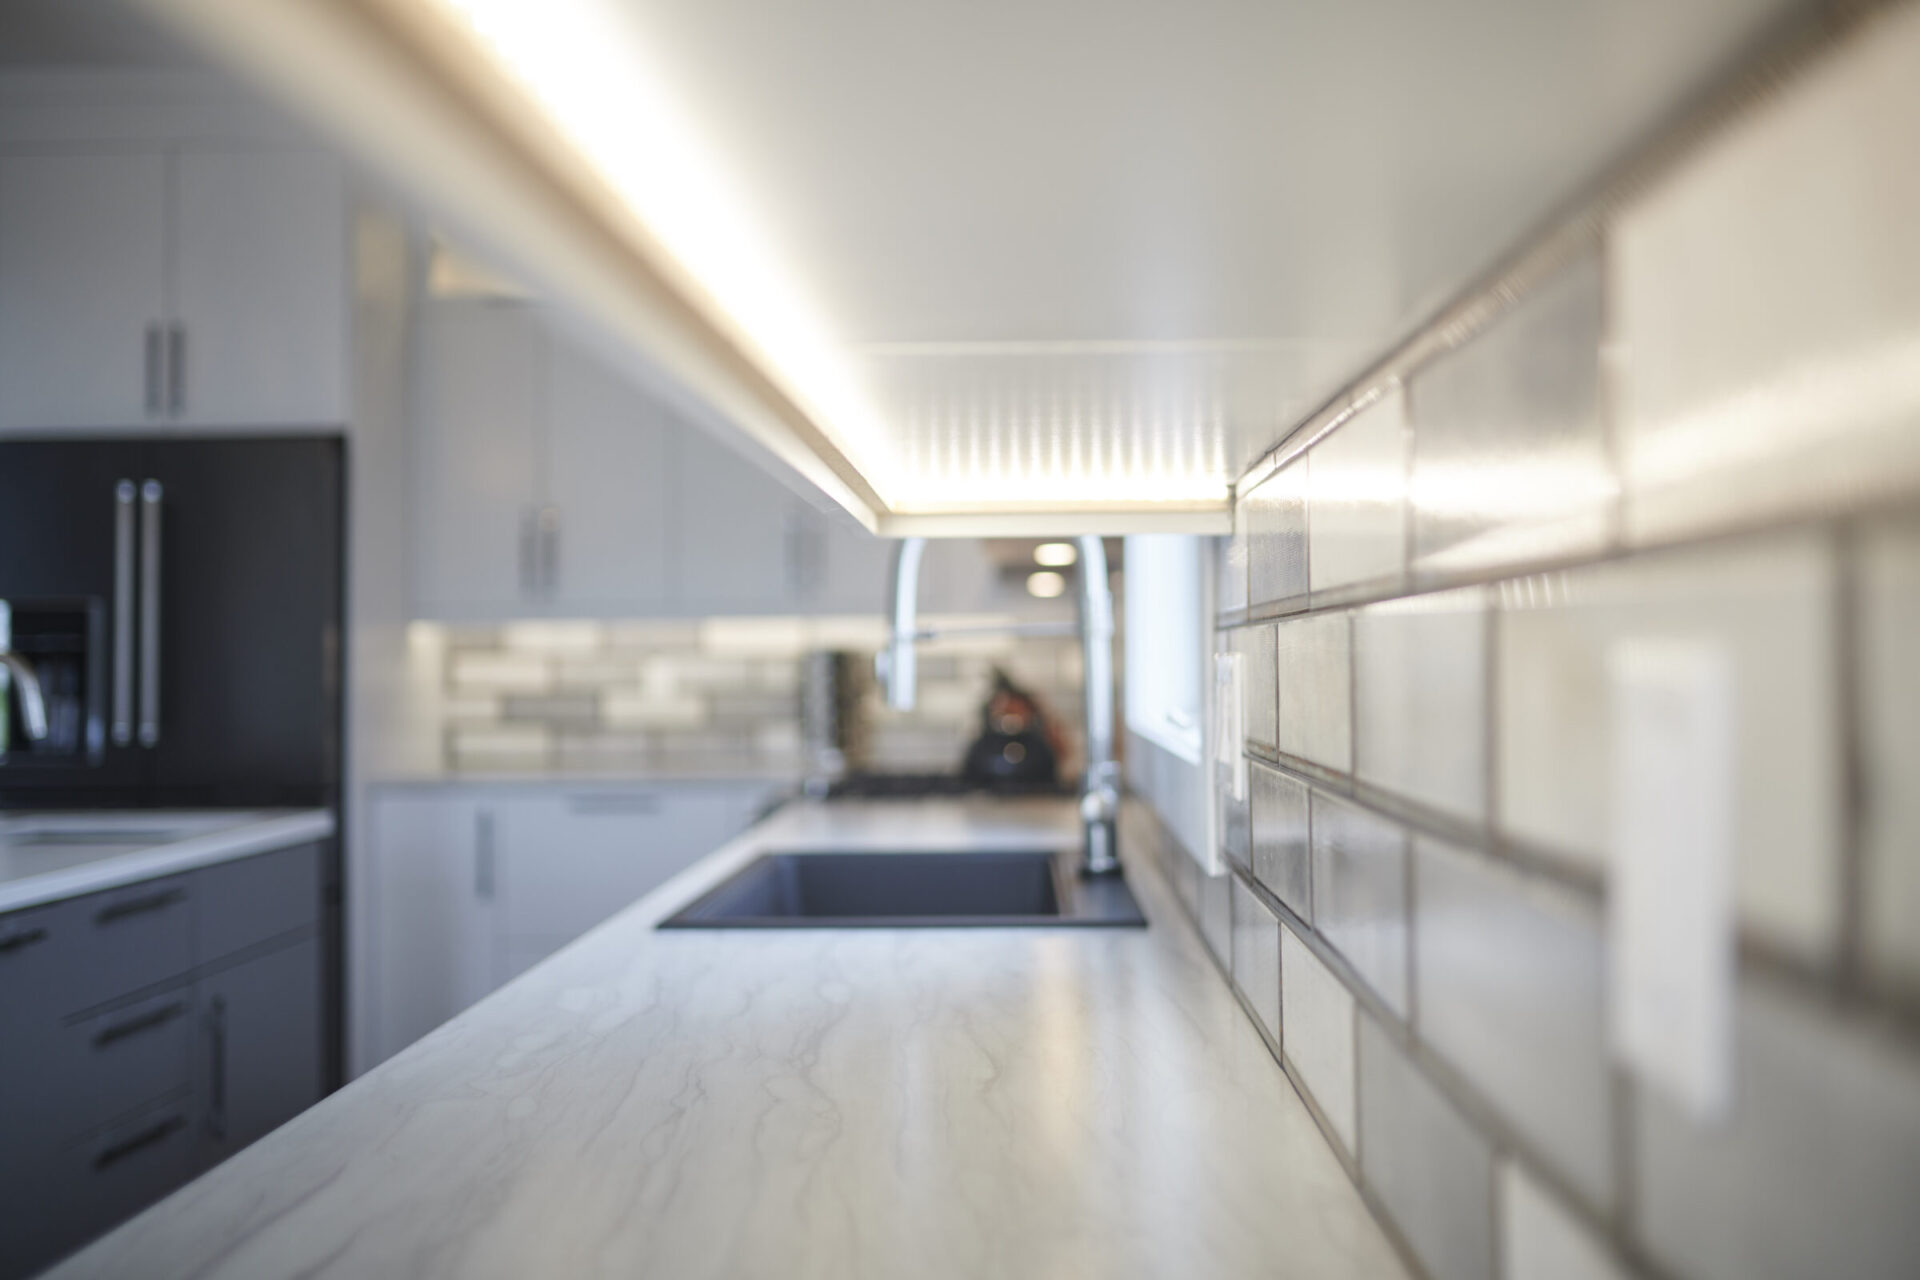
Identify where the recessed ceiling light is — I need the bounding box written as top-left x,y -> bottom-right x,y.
1033,542 -> 1078,567
1026,570 -> 1067,599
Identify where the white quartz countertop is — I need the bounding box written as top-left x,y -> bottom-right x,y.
48,797 -> 1405,1280
0,809 -> 336,914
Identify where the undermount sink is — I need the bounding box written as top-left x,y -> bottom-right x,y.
658,849 -> 1147,929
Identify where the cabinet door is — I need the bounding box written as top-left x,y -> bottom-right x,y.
170,149 -> 348,426
368,792 -> 500,1065
0,151 -> 167,432
672,429 -> 802,614
412,300 -> 545,617
500,784 -> 773,953
807,505 -> 890,615
197,937 -> 322,1170
544,333 -> 671,612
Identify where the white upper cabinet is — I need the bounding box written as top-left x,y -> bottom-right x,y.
0,143 -> 348,434
671,426 -> 805,615
0,151 -> 167,432
545,333 -> 671,610
411,297 -> 871,620
171,149 -> 347,426
412,300 -> 546,617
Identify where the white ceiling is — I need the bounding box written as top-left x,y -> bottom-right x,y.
589,0 -> 1793,504
113,0 -> 1796,527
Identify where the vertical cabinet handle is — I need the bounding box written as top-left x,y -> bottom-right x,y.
138,481 -> 163,747
518,508 -> 538,598
474,810 -> 496,901
538,505 -> 560,598
144,325 -> 164,416
112,480 -> 136,745
206,994 -> 228,1140
166,323 -> 186,417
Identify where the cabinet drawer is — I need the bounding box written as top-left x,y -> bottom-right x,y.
48,986 -> 197,1141
194,842 -> 322,962
18,1091 -> 199,1279
0,897 -> 78,1028
67,876 -> 195,1014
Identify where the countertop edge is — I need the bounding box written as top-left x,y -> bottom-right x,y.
0,809 -> 336,914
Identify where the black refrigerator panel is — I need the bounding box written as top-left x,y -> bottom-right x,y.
0,435 -> 343,808
0,440 -> 151,798
142,437 -> 343,807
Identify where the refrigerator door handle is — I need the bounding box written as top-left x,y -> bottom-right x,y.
138,480 -> 163,747
144,325 -> 164,417
166,323 -> 186,417
112,480 -> 137,746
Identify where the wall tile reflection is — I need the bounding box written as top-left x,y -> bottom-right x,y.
1308,387 -> 1409,596
1311,793 -> 1408,1016
1409,248 -> 1611,576
1354,586 -> 1488,823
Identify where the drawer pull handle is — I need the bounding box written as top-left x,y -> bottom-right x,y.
93,1000 -> 188,1049
93,1113 -> 186,1171
207,995 -> 228,1140
94,887 -> 186,925
0,926 -> 48,953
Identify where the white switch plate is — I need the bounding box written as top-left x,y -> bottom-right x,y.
1607,638 -> 1737,1122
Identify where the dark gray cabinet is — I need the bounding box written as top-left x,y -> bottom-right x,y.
0,840 -> 327,1278
195,937 -> 322,1169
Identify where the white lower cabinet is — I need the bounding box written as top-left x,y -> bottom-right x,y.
366,780 -> 778,1068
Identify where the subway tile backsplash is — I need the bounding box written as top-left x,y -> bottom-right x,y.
1414,835 -> 1611,1208
1495,532 -> 1842,961
1409,248 -> 1611,578
1249,761 -> 1311,919
1359,1015 -> 1496,1280
1282,922 -> 1356,1156
1275,611 -> 1352,771
1634,979 -> 1920,1280
1309,792 -> 1409,1017
1155,15 -> 1920,1280
1230,878 -> 1281,1044
427,617 -> 1083,776
1610,2 -> 1920,549
1353,586 -> 1488,824
1308,387 -> 1410,598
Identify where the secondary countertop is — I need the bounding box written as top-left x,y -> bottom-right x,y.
0,809 -> 336,914
48,797 -> 1406,1280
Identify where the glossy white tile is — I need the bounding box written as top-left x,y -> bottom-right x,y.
1494,531 -> 1842,961
1410,248 -> 1612,576
1218,527 -> 1249,616
1309,387 -> 1410,596
1415,837 -> 1611,1207
1251,762 -> 1311,919
1276,612 -> 1353,772
1310,793 -> 1408,1016
1231,877 -> 1281,1044
1283,922 -> 1356,1155
1354,586 -> 1489,822
1857,515 -> 1920,997
1359,1014 -> 1496,1280
1501,1160 -> 1626,1280
1242,624 -> 1277,754
1611,3 -> 1920,545
1634,977 -> 1920,1280
1247,458 -> 1309,609
1200,866 -> 1234,968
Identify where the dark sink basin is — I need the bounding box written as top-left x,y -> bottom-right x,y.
658,850 -> 1146,929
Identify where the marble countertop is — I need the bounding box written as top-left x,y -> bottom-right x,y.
0,808 -> 335,914
48,797 -> 1406,1280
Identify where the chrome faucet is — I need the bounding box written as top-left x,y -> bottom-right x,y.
0,650 -> 50,743
878,536 -> 1120,876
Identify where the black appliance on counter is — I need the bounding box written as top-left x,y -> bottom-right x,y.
0,436 -> 343,808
